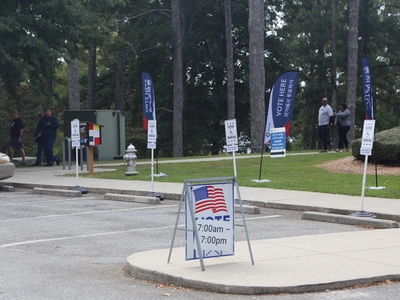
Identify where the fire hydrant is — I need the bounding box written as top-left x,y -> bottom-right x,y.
123,143 -> 138,176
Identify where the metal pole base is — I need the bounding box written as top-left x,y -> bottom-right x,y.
367,186 -> 386,190
71,186 -> 88,194
350,210 -> 376,218
125,172 -> 139,176
147,173 -> 167,178
251,179 -> 271,183
146,192 -> 164,201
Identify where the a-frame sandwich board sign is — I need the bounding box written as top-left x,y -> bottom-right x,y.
167,176 -> 254,271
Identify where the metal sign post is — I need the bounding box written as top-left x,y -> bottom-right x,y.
224,119 -> 240,201
251,126 -> 286,183
147,120 -> 157,194
146,120 -> 164,200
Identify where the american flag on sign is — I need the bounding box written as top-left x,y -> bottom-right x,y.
193,186 -> 228,214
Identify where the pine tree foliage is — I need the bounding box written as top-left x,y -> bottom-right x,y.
1,0 -> 400,157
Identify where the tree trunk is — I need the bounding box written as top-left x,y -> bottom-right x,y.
172,0 -> 184,157
346,0 -> 360,142
248,0 -> 265,153
46,77 -> 53,102
115,10 -> 126,112
115,47 -> 126,112
224,0 -> 235,120
331,0 -> 338,147
68,57 -> 80,110
87,45 -> 96,109
331,0 -> 337,110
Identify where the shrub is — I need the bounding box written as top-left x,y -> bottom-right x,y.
351,126 -> 400,165
289,134 -> 308,151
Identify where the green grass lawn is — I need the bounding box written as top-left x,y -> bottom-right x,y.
80,151 -> 400,199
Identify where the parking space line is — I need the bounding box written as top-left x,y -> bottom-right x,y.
236,215 -> 282,221
0,205 -> 177,222
0,191 -> 30,194
0,224 -> 184,249
0,215 -> 281,249
0,197 -> 97,206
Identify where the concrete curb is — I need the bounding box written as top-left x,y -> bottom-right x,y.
234,204 -> 260,214
301,211 -> 399,228
126,255 -> 400,295
10,183 -> 400,222
32,187 -> 82,197
10,183 -> 179,200
0,185 -> 15,192
104,193 -> 160,204
248,200 -> 400,223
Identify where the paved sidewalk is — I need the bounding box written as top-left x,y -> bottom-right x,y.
127,229 -> 400,295
6,164 -> 400,219
2,164 -> 400,294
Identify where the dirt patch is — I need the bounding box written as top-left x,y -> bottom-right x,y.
317,156 -> 400,175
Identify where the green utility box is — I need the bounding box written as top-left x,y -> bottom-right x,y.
64,110 -> 125,161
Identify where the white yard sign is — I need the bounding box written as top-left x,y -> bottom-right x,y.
360,120 -> 375,156
185,182 -> 234,260
147,120 -> 157,149
71,119 -> 80,147
224,119 -> 238,152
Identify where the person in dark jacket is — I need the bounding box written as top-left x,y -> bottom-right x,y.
334,102 -> 351,152
34,108 -> 60,166
6,109 -> 26,165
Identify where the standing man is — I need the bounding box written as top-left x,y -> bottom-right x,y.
6,109 -> 27,165
35,108 -> 60,166
318,98 -> 334,153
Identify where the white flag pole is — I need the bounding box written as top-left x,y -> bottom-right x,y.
225,119 -> 243,203
151,147 -> 154,193
232,150 -> 237,178
75,146 -> 79,186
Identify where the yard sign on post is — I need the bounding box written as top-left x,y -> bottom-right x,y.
70,119 -> 87,194
147,120 -> 157,195
224,119 -> 239,176
71,119 -> 80,186
351,120 -> 376,218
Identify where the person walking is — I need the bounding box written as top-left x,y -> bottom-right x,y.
334,102 -> 351,152
318,98 -> 334,153
34,108 -> 60,166
32,114 -> 43,166
5,109 -> 26,165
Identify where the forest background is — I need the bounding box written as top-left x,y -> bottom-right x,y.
0,0 -> 399,159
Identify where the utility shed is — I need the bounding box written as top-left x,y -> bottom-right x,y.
63,110 -> 125,161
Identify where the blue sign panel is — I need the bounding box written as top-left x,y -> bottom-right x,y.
270,127 -> 286,157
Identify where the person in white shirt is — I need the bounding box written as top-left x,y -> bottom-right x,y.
318,98 -> 334,152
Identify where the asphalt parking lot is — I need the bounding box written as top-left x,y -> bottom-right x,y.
0,188 -> 389,300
